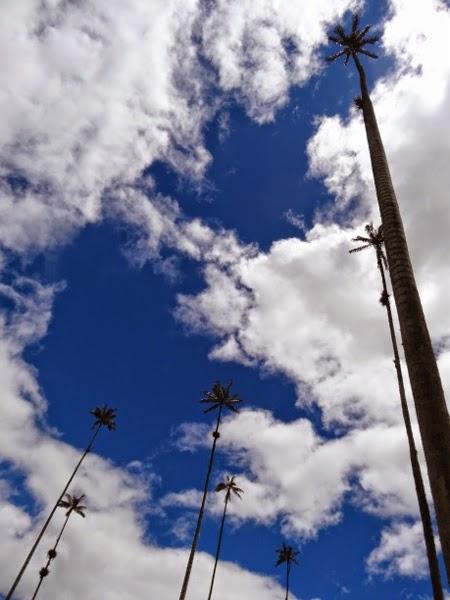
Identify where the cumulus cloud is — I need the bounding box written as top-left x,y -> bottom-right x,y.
367,521 -> 430,579
171,0 -> 450,579
168,410 -> 423,539
1,0 -> 449,589
0,0 -> 358,256
200,0 -> 360,122
0,277 -> 292,600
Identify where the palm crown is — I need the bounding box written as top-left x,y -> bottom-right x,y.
200,381 -> 243,414
90,405 -> 117,431
215,475 -> 244,501
57,493 -> 87,518
275,543 -> 299,567
326,14 -> 380,65
349,222 -> 387,267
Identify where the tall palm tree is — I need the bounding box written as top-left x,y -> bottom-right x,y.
178,381 -> 242,600
30,493 -> 87,600
350,223 -> 443,600
276,543 -> 299,600
326,14 -> 450,580
207,475 -> 244,600
6,405 -> 116,599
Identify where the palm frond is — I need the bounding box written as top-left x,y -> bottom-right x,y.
200,381 -> 243,414
275,543 -> 299,567
334,24 -> 346,38
325,17 -> 380,65
360,49 -> 379,59
325,51 -> 345,63
364,34 -> 381,45
203,403 -> 220,414
90,405 -> 117,431
327,34 -> 342,45
216,475 -> 244,500
356,24 -> 371,41
59,493 -> 87,517
354,96 -> 364,110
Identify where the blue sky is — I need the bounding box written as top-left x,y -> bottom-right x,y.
1,1 -> 450,599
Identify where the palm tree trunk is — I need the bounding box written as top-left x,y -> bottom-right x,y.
206,494 -> 229,600
352,52 -> 450,582
377,252 -> 443,599
285,561 -> 290,600
6,425 -> 101,600
179,407 -> 223,600
31,513 -> 71,600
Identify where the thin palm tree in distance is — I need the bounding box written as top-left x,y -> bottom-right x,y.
350,224 -> 443,600
326,14 -> 450,580
178,381 -> 242,600
31,493 -> 87,600
6,405 -> 116,600
276,543 -> 299,600
207,475 -> 244,600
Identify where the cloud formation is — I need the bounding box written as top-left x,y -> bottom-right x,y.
171,0 -> 450,578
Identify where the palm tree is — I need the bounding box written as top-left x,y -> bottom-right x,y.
326,14 -> 450,580
207,476 -> 244,600
350,224 -> 443,600
178,381 -> 242,600
6,405 -> 116,599
30,494 -> 87,600
276,543 -> 299,600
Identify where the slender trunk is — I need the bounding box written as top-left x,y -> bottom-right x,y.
206,494 -> 229,600
285,561 -> 290,600
377,253 -> 443,599
31,513 -> 71,600
353,52 -> 450,582
6,425 -> 101,599
179,407 -> 223,600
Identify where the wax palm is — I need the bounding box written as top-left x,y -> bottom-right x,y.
326,15 -> 450,581
200,381 -> 242,416
276,544 -> 299,600
350,224 -> 443,599
207,476 -> 244,600
90,405 -> 117,431
31,494 -> 87,600
326,14 -> 380,65
6,406 -> 116,599
178,382 -> 243,600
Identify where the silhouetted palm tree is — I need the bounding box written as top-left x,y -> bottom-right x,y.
326,15 -> 450,580
350,224 -> 443,599
276,543 -> 299,600
207,476 -> 244,600
31,494 -> 86,600
178,382 -> 242,600
6,406 -> 116,599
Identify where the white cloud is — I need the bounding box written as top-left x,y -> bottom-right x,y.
367,521 -> 430,579
1,0 -> 449,589
201,0 -> 360,122
169,410 -> 423,538
0,0 -> 358,257
0,277 -> 292,600
171,0 -> 450,580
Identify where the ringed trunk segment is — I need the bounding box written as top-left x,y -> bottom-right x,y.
353,52 -> 450,582
207,494 -> 229,600
178,407 -> 223,600
31,514 -> 71,600
5,424 -> 101,600
378,258 -> 443,599
285,561 -> 290,600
